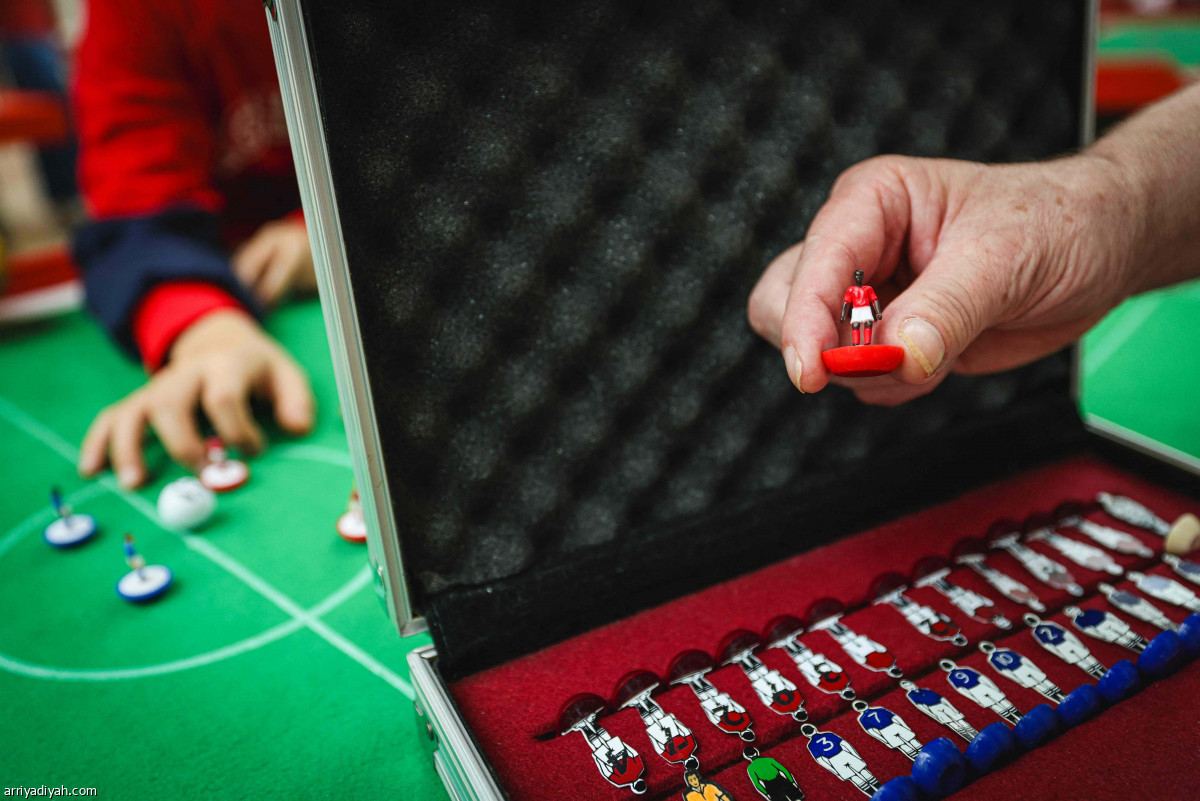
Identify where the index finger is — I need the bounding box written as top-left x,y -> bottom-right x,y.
778,157 -> 912,393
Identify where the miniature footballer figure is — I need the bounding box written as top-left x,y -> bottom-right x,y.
1096,492 -> 1200,554
842,270 -> 881,344
43,486 -> 98,548
940,660 -> 1022,724
800,724 -> 882,797
1025,615 -> 1108,678
956,553 -> 1046,612
1098,583 -> 1178,631
116,533 -> 173,602
809,617 -> 902,678
1163,554 -> 1200,586
991,533 -> 1083,596
820,270 -> 903,377
336,486 -> 368,543
725,646 -> 807,721
682,769 -> 733,801
559,695 -> 647,794
978,642 -> 1064,703
766,619 -> 855,699
853,700 -> 922,760
1060,515 -> 1153,557
669,651 -> 755,742
876,589 -> 968,646
198,437 -> 250,493
746,754 -> 805,801
1027,528 -> 1122,575
615,672 -> 698,769
1064,605 -> 1148,652
900,680 -> 979,742
1126,571 -> 1200,612
915,568 -> 1011,629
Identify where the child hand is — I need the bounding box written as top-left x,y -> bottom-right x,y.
231,217 -> 317,306
79,310 -> 315,487
746,154 -> 1139,405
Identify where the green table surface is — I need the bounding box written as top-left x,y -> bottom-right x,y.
0,301 -> 444,800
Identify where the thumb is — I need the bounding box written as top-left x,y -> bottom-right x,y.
265,351 -> 316,434
877,252 -> 1009,385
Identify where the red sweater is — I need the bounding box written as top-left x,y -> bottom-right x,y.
73,0 -> 301,368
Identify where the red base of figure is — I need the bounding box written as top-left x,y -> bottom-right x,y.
821,345 -> 904,377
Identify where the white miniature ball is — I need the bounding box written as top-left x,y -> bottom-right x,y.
157,477 -> 217,530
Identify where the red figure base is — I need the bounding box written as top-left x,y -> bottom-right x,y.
821,345 -> 904,378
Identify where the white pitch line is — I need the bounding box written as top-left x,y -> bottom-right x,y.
0,567 -> 375,682
0,397 -> 413,699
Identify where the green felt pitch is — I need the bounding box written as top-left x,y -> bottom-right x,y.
0,301 -> 445,800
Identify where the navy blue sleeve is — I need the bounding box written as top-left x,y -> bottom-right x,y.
72,208 -> 262,358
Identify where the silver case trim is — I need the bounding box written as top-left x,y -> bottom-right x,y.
409,645 -> 507,801
265,1 -> 424,635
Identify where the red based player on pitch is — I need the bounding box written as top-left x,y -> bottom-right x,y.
820,270 -> 904,378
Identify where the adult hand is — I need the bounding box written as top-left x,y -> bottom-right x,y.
747,153 -> 1140,405
79,310 -> 315,487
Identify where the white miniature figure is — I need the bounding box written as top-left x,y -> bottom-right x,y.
1064,604 -> 1148,652
810,617 -> 902,677
801,725 -> 881,797
1098,583 -> 1178,632
768,626 -> 855,699
941,660 -> 1023,724
957,553 -> 1046,612
979,642 -> 1064,703
1025,615 -> 1107,678
900,679 -> 979,742
853,700 -> 923,760
1126,571 -> 1200,612
916,568 -> 1011,628
875,588 -> 968,645
991,533 -> 1083,596
1027,528 -> 1123,575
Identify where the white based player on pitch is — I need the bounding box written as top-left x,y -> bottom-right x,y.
43,487 -> 98,548
198,437 -> 250,492
336,486 -> 368,543
117,533 -> 173,602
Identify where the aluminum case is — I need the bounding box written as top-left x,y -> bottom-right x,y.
260,2 -> 1199,799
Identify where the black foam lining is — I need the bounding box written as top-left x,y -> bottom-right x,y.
300,0 -> 1088,675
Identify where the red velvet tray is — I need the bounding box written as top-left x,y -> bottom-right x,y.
449,456 -> 1200,800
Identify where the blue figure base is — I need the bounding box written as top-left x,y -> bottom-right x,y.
1138,630 -> 1182,679
1096,660 -> 1140,705
1177,612 -> 1200,659
964,721 -> 1017,774
911,737 -> 966,798
874,775 -> 919,801
1013,704 -> 1058,749
1056,684 -> 1101,728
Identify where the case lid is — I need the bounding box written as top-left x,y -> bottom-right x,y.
269,0 -> 1094,677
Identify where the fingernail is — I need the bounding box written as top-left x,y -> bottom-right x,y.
784,345 -> 805,393
118,467 -> 141,488
896,318 -> 945,377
